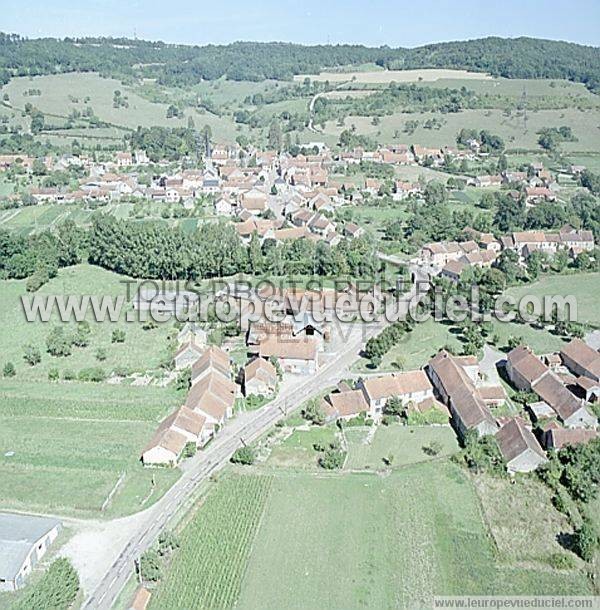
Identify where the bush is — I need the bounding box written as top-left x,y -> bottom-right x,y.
63,369 -> 76,380
26,266 -> 50,292
140,549 -> 162,582
3,361 -> 16,377
182,441 -> 196,458
317,441 -> 346,470
23,343 -> 42,366
95,347 -> 107,362
573,518 -> 598,562
231,446 -> 255,465
11,558 -> 79,610
546,552 -> 576,570
301,398 -> 326,425
77,367 -> 107,382
111,329 -> 126,343
46,326 -> 73,357
48,368 -> 60,381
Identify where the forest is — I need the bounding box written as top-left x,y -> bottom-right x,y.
1,33 -> 599,91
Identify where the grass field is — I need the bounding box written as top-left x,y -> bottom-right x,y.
504,272 -> 600,327
148,474 -> 273,610
267,426 -> 338,470
353,318 -> 462,373
0,378 -> 179,516
295,68 -> 493,83
0,264 -> 174,380
236,462 -> 591,610
344,425 -> 459,470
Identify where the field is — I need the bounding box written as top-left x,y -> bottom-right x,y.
504,272 -> 600,327
343,425 -> 459,470
266,426 -> 338,470
295,68 -> 494,83
0,264 -> 175,381
0,378 -> 179,517
148,474 -> 273,610
353,318 -> 462,373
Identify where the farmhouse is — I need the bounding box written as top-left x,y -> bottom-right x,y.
185,372 -> 236,426
174,340 -> 204,370
543,427 -> 598,450
560,338 -> 600,382
322,388 -> 369,421
142,406 -> 208,466
496,418 -> 547,474
357,370 -> 433,418
244,357 -> 278,397
191,346 -> 231,386
0,513 -> 61,591
258,336 -> 319,374
426,351 -> 498,439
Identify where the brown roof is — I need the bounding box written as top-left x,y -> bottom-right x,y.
186,372 -> 235,420
244,357 -> 277,384
259,336 -> 318,361
532,372 -> 583,421
561,339 -> 600,379
191,346 -> 230,380
324,389 -> 369,418
427,351 -> 496,430
142,406 -> 205,456
547,428 -> 598,450
478,385 -> 507,401
408,396 -> 450,416
507,346 -> 548,385
362,371 -> 432,401
175,340 -> 204,360
496,418 -> 546,463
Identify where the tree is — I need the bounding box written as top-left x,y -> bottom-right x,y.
573,518 -> 598,561
139,549 -> 162,582
23,343 -> 41,366
301,398 -> 327,425
494,195 -> 524,232
46,326 -> 73,357
231,446 -> 255,465
95,348 -> 107,362
267,119 -> 283,151
3,361 -> 16,377
73,321 -> 91,347
111,329 -> 126,343
318,442 -> 346,470
383,396 -> 403,416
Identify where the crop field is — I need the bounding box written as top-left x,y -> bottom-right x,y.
0,264 -> 174,380
0,378 -> 179,516
148,474 -> 273,610
343,425 -> 459,470
235,462 -> 591,610
295,68 -> 493,83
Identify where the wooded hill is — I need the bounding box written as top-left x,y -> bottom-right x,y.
1,33 -> 599,91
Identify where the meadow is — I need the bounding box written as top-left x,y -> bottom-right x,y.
0,264 -> 175,381
0,378 -> 180,517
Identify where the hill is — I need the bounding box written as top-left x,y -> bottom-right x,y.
1,33 -> 599,91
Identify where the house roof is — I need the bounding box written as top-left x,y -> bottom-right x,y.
186,372 -> 235,420
258,336 -> 318,361
507,346 -> 548,385
532,372 -> 584,422
142,406 -> 205,455
560,339 -> 600,378
324,389 -> 369,418
175,340 -> 204,360
496,418 -> 546,464
191,346 -> 230,380
244,357 -> 277,384
547,428 -> 598,450
362,370 -> 432,401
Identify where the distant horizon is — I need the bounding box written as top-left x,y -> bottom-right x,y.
5,0 -> 600,49
3,32 -> 600,51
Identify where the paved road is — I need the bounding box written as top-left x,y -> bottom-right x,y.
82,322 -> 383,610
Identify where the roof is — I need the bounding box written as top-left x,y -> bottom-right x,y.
362,371 -> 432,401
324,389 -> 369,418
142,406 -> 204,455
186,372 -> 235,420
561,339 -> 600,379
175,340 -> 204,360
191,346 -> 230,380
244,357 -> 277,383
427,351 -> 496,430
507,346 -> 548,385
547,428 -> 598,450
532,372 -> 583,422
496,418 -> 546,464
0,513 -> 61,582
259,336 -> 318,361
478,385 -> 507,401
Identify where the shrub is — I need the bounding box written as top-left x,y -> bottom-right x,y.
573,518 -> 598,562
140,549 -> 162,582
547,552 -> 576,570
78,367 -> 107,382
48,368 -> 60,382
301,398 -> 326,425
23,343 -> 42,366
26,267 -> 51,292
3,361 -> 16,377
63,369 -> 76,380
46,326 -> 73,357
111,329 -> 126,343
95,347 -> 107,362
182,442 -> 196,458
231,446 -> 255,465
318,441 -> 346,470
72,321 -> 91,347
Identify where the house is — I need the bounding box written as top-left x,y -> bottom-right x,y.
244,357 -> 278,397
505,346 -> 548,391
142,406 -> 208,466
525,187 -> 556,205
214,197 -> 234,216
177,322 -> 208,348
174,341 -> 204,370
357,370 -> 434,419
576,376 -> 600,403
441,259 -> 466,283
322,388 -> 369,421
191,345 -> 231,386
258,336 -> 319,374
544,427 -> 598,450
240,188 -> 268,214
185,372 -> 236,426
0,513 -> 62,591
344,222 -> 364,239
560,338 -> 600,382
496,418 -> 547,474
474,175 -> 502,188
116,152 -> 133,167
426,351 -> 498,439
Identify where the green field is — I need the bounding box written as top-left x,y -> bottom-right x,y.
344,425 -> 459,470
266,426 -> 338,470
148,474 -> 273,610
0,378 -> 179,516
0,264 -> 174,381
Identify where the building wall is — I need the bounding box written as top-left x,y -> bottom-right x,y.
142,446 -> 178,467
564,407 -> 597,429
507,449 -> 546,474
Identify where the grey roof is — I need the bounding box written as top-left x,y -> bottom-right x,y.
0,513 -> 61,581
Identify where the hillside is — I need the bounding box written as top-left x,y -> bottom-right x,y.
1,33 -> 599,91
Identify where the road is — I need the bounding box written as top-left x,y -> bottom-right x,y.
82,322 -> 384,610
